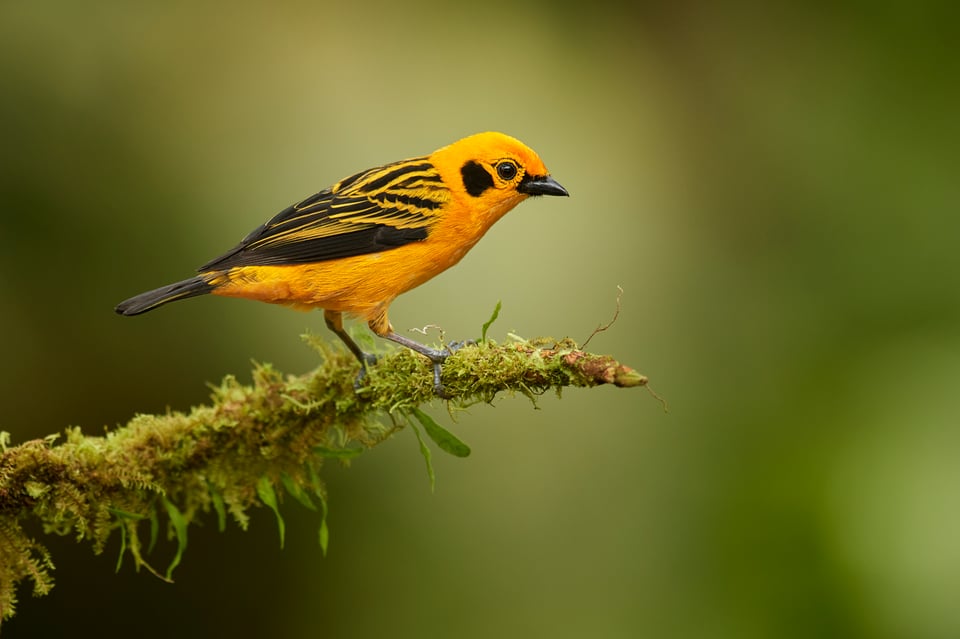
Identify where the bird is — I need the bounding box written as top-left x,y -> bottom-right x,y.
116,131 -> 569,395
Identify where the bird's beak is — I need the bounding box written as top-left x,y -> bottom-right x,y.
518,174 -> 569,197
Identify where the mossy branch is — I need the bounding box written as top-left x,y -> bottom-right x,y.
0,335 -> 646,622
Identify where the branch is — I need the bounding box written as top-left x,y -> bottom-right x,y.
0,335 -> 646,622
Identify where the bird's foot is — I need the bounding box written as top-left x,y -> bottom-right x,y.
378,332 -> 481,398
425,340 -> 477,398
409,346 -> 451,398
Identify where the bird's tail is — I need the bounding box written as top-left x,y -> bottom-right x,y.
115,276 -> 215,316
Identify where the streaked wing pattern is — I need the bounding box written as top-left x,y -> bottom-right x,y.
199,158 -> 449,271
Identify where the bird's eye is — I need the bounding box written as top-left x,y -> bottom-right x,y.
496,161 -> 518,181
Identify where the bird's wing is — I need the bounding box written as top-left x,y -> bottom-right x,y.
199,158 -> 450,271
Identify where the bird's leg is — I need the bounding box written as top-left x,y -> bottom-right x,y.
324,310 -> 378,388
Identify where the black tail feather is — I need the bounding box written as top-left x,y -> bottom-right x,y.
115,276 -> 214,316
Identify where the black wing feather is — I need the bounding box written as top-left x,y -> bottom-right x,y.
201,224 -> 429,269
198,158 -> 447,272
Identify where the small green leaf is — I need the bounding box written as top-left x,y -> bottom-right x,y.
210,489 -> 227,533
162,498 -> 188,581
148,507 -> 159,554
281,472 -> 317,511
106,507 -> 147,520
257,477 -> 285,549
319,519 -> 330,556
313,446 -> 364,460
409,420 -> 435,492
116,520 -> 127,573
481,300 -> 502,342
107,505 -> 147,572
308,465 -> 331,556
412,408 -> 471,458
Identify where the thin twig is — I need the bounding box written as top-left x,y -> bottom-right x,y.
582,285 -> 624,349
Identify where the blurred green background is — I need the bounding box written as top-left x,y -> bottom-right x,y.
2,1 -> 958,637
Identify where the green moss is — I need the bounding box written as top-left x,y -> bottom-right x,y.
0,335 -> 646,623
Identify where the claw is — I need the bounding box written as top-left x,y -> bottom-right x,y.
406,339 -> 478,397
412,347 -> 450,397
430,360 -> 452,398
446,339 -> 476,354
352,352 -> 380,391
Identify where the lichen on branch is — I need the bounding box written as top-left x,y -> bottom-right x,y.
0,335 -> 646,623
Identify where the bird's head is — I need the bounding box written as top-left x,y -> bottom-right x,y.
431,132 -> 568,224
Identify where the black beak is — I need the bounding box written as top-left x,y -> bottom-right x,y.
518,174 -> 569,197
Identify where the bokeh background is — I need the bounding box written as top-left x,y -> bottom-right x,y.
2,1 -> 958,637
